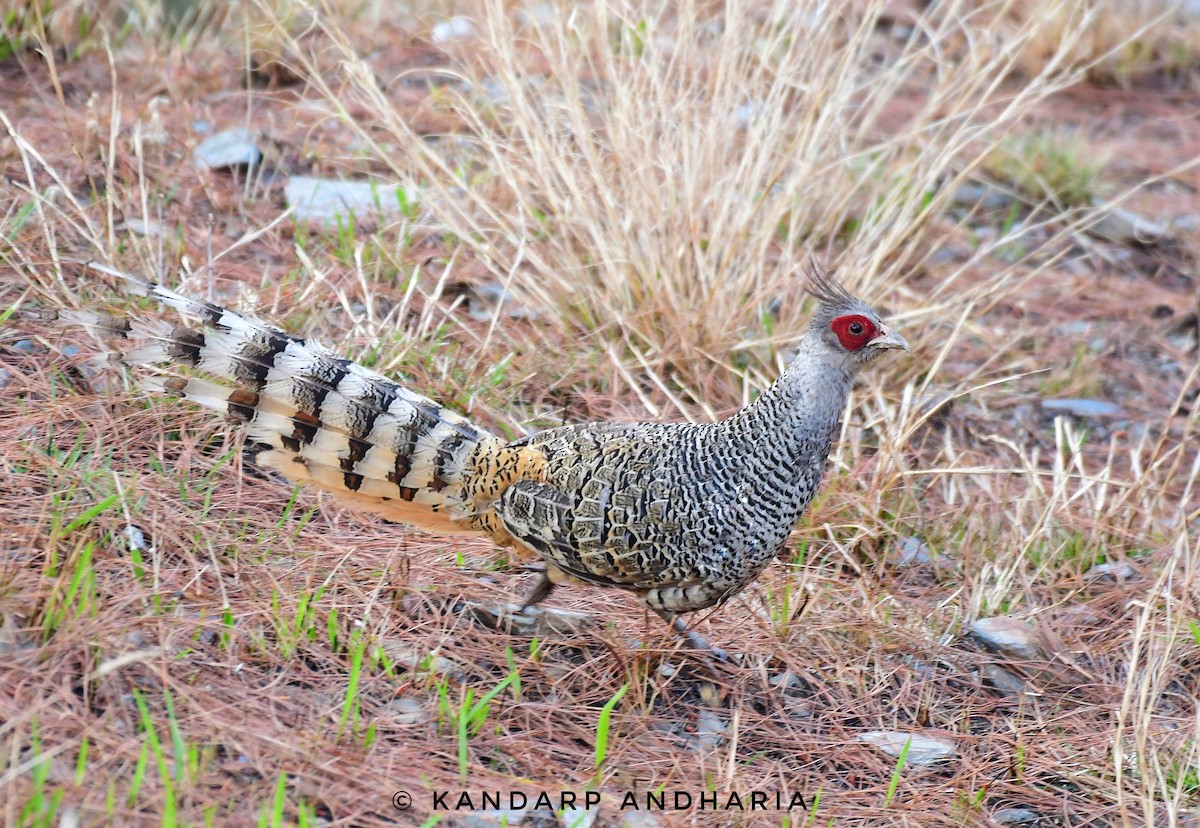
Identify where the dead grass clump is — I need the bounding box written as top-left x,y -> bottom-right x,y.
1006,0 -> 1200,86
269,0 -> 1111,394
982,128 -> 1113,209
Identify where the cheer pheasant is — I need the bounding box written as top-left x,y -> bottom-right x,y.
56,263 -> 907,635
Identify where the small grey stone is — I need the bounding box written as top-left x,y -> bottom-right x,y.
1166,329 -> 1196,354
55,807 -> 80,828
928,246 -> 963,266
520,4 -> 558,25
648,719 -> 686,737
1087,205 -> 1170,246
468,281 -> 540,322
620,812 -> 664,828
123,525 -> 152,554
769,670 -> 803,690
194,128 -> 262,171
980,663 -> 1028,697
468,282 -> 517,321
1084,561 -> 1135,582
695,709 -> 727,752
479,77 -> 510,106
457,810 -> 530,827
656,661 -> 679,679
992,808 -> 1041,825
286,176 -> 412,224
1173,213 -> 1200,232
969,617 -> 1047,661
559,802 -> 598,828
380,641 -> 462,678
0,367 -> 11,391
893,536 -> 935,566
383,695 -> 430,726
857,730 -> 956,765
431,17 -> 475,43
12,339 -> 38,354
61,345 -> 81,358
120,218 -> 164,237
732,101 -> 765,128
952,182 -> 1011,210
1040,398 -> 1125,419
902,654 -> 938,680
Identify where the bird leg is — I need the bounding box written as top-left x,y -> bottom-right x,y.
518,570 -> 732,664
653,608 -> 731,664
518,571 -> 556,610
467,568 -> 582,636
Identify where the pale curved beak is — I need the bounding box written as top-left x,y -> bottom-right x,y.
869,327 -> 909,352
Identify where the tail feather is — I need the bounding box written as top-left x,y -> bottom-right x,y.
45,265 -> 533,537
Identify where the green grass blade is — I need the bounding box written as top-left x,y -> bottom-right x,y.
594,683 -> 629,770
62,492 -> 121,533
883,737 -> 912,806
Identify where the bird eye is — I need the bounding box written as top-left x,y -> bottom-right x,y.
848,321 -> 864,336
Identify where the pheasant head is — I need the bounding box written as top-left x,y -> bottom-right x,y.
804,266 -> 909,370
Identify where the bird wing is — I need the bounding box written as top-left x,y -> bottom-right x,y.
494,474 -> 704,592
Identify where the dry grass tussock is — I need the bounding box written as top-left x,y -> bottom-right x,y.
1006,0 -> 1200,85
1,0 -> 1199,825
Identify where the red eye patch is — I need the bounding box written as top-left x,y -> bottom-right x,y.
830,314 -> 878,351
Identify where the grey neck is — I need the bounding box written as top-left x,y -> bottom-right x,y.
719,334 -> 852,459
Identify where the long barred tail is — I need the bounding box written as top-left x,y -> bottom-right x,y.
46,263 -> 540,538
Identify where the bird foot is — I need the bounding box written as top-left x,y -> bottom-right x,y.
465,601 -> 593,638
654,609 -> 736,666
673,621 -> 733,665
